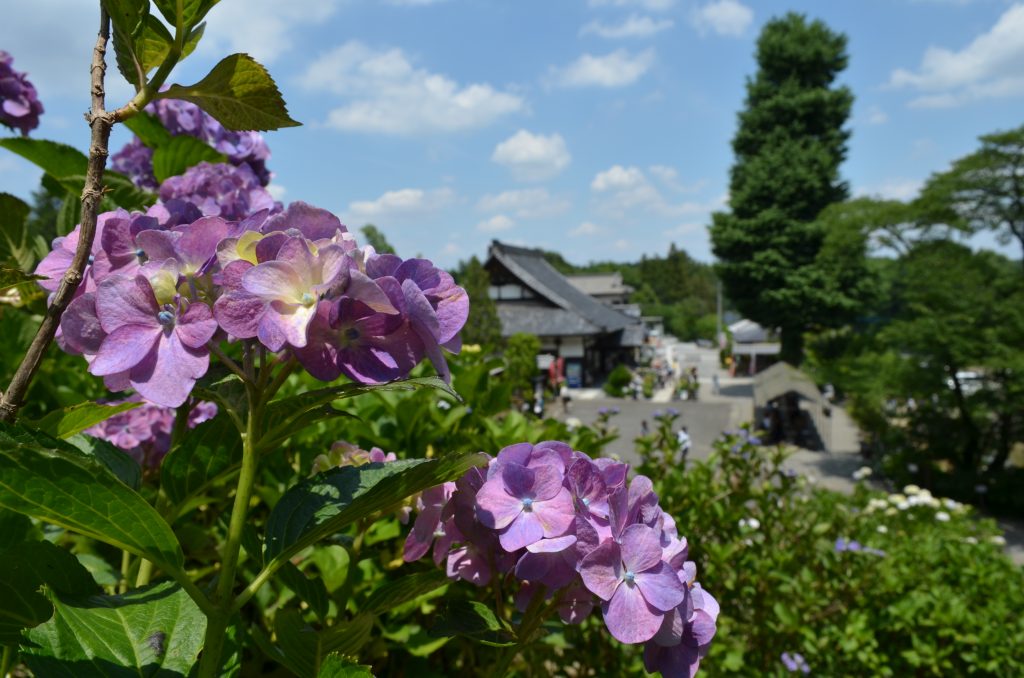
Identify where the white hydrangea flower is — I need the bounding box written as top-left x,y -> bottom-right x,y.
990,535 -> 1007,546
853,466 -> 872,481
903,484 -> 921,495
935,511 -> 950,522
876,525 -> 888,534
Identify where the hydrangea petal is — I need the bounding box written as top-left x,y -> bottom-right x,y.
580,540 -> 622,601
604,584 -> 664,644
620,523 -> 664,574
635,561 -> 686,613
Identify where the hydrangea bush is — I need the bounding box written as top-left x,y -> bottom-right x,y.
0,3 -> 717,676
637,427 -> 1024,676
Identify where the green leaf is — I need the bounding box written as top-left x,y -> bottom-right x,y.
153,0 -> 219,30
0,138 -> 89,179
0,552 -> 52,644
0,422 -> 183,570
0,192 -> 33,271
159,416 -> 242,510
65,434 -> 143,491
429,600 -> 515,646
279,562 -> 330,621
158,53 -> 300,131
273,610 -> 373,678
55,171 -> 156,212
318,654 -> 374,678
363,570 -> 449,616
18,540 -> 98,597
114,14 -> 173,89
104,0 -> 151,88
55,190 -> 81,237
23,580 -> 206,677
263,453 -> 487,563
0,266 -> 43,292
32,400 -> 143,440
123,112 -> 173,148
0,507 -> 35,550
152,135 -> 227,182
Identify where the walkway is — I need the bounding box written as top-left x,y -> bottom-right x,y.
565,342 -> 1024,565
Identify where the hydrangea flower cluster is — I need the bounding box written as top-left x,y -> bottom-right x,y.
0,50 -> 43,136
86,396 -> 217,467
35,199 -> 468,408
404,441 -> 718,677
158,162 -> 279,221
112,98 -> 271,188
0,49 -> 43,136
311,440 -> 397,476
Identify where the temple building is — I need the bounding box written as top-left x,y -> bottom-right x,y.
485,241 -> 645,386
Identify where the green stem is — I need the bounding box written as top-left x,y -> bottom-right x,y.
493,587 -> 558,676
2,644 -> 14,678
135,559 -> 154,588
196,367 -> 262,677
119,550 -> 132,594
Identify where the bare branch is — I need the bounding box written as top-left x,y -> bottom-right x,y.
0,6 -> 116,422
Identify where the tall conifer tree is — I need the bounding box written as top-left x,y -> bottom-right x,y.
710,13 -> 853,364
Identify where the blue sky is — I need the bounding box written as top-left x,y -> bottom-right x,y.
2,0 -> 1023,268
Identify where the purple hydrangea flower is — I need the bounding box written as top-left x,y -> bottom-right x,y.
780,651 -> 810,674
580,523 -> 686,644
475,460 -> 575,552
0,51 -> 43,136
158,162 -> 278,221
111,138 -> 158,191
87,267 -> 217,407
403,482 -> 459,563
644,582 -> 721,678
86,396 -> 217,467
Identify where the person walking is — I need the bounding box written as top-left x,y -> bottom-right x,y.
676,426 -> 691,459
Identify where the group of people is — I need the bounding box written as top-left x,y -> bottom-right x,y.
677,366 -> 700,401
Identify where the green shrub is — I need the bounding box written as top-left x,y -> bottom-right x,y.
603,364 -> 633,397
637,429 -> 1024,676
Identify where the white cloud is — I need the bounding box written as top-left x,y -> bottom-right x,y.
477,188 -> 571,219
549,49 -> 655,88
589,0 -> 676,10
476,214 -> 516,232
347,187 -> 455,223
663,222 -> 703,237
267,184 -> 288,201
591,164 -> 725,218
492,130 -> 571,182
690,0 -> 754,37
888,4 -> 1024,107
855,179 -> 923,202
648,165 -> 706,193
301,41 -> 526,134
613,239 -> 631,251
865,105 -> 889,125
202,0 -> 344,65
571,222 -> 605,237
592,164 -> 651,193
580,14 -> 674,39
386,0 -> 449,5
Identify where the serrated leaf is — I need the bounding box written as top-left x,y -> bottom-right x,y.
32,400 -> 143,440
0,138 -> 89,179
0,266 -> 43,292
263,453 -> 487,563
152,135 -> 227,182
279,562 -> 330,621
153,0 -> 219,30
0,553 -> 52,644
18,540 -> 98,597
0,422 -> 183,571
160,416 -> 242,510
429,600 -> 515,646
0,192 -> 33,271
273,609 -> 373,678
124,112 -> 174,148
65,434 -> 143,491
363,570 -> 449,616
23,581 -> 206,677
318,654 -> 374,678
158,53 -> 300,131
56,189 -> 81,236
105,0 -> 151,88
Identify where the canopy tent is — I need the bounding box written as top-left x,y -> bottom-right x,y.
753,362 -> 830,451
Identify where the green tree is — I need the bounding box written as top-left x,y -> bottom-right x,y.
505,333 -> 541,397
454,256 -> 502,347
709,12 -> 853,364
359,223 -> 396,254
921,124 -> 1024,269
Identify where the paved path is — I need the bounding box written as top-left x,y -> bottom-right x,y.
563,342 -> 1024,565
